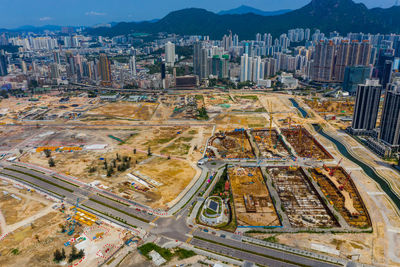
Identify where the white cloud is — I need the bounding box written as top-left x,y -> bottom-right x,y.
85,11 -> 106,16
39,17 -> 52,21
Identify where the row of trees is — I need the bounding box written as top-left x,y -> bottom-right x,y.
53,245 -> 84,263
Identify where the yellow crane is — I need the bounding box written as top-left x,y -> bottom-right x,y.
267,101 -> 273,147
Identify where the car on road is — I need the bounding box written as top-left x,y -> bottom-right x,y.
220,234 -> 226,238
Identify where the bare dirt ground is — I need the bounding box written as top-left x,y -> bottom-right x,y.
0,211 -> 66,267
0,191 -> 46,225
213,114 -> 267,131
135,157 -> 197,209
84,102 -> 158,120
20,126 -> 208,209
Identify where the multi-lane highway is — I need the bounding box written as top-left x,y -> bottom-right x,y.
0,161 -> 347,266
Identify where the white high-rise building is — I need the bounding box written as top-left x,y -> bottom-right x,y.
240,55 -> 263,82
240,54 -> 249,82
165,42 -> 175,67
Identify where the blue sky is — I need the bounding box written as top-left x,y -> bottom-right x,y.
0,0 -> 396,28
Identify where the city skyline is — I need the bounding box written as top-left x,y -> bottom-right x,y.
0,0 -> 397,28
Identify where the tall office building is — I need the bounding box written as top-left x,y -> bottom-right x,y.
342,65 -> 372,94
350,79 -> 382,135
99,53 -> 112,86
311,41 -> 336,82
379,81 -> 400,148
165,42 -> 175,67
0,51 -> 8,76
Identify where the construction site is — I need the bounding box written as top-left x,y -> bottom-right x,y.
304,98 -> 355,129
15,125 -> 206,210
267,167 -> 339,228
281,127 -> 333,159
252,129 -> 291,158
0,177 -> 130,267
0,95 -> 98,124
310,167 -> 371,229
228,167 -> 281,227
206,129 -> 255,159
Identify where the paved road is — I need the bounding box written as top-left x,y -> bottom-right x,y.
192,231 -> 339,267
191,238 -> 300,267
0,162 -> 347,266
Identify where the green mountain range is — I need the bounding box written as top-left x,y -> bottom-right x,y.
86,0 -> 400,39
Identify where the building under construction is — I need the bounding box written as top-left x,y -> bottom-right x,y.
268,167 -> 339,228
251,129 -> 291,158
206,130 -> 255,159
228,166 -> 280,227
310,167 -> 371,229
281,127 -> 333,159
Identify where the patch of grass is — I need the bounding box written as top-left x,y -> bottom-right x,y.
161,143 -> 191,156
254,107 -> 267,113
177,136 -> 194,142
97,193 -> 130,207
264,235 -> 278,243
144,137 -> 175,147
139,243 -> 173,261
236,95 -> 258,100
175,248 -> 196,260
195,95 -> 204,101
81,204 -> 137,228
51,175 -> 79,188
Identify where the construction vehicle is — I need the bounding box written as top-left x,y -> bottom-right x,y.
329,158 -> 342,176
67,198 -> 80,236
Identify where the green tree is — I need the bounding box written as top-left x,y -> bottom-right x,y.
53,249 -> 63,262
44,149 -> 52,158
197,107 -> 209,120
48,158 -> 55,167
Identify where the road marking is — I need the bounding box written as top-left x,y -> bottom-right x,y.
186,228 -> 196,243
151,216 -> 160,224
78,192 -> 97,206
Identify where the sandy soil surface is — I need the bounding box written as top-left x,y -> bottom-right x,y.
85,102 -> 158,120
0,192 -> 46,225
